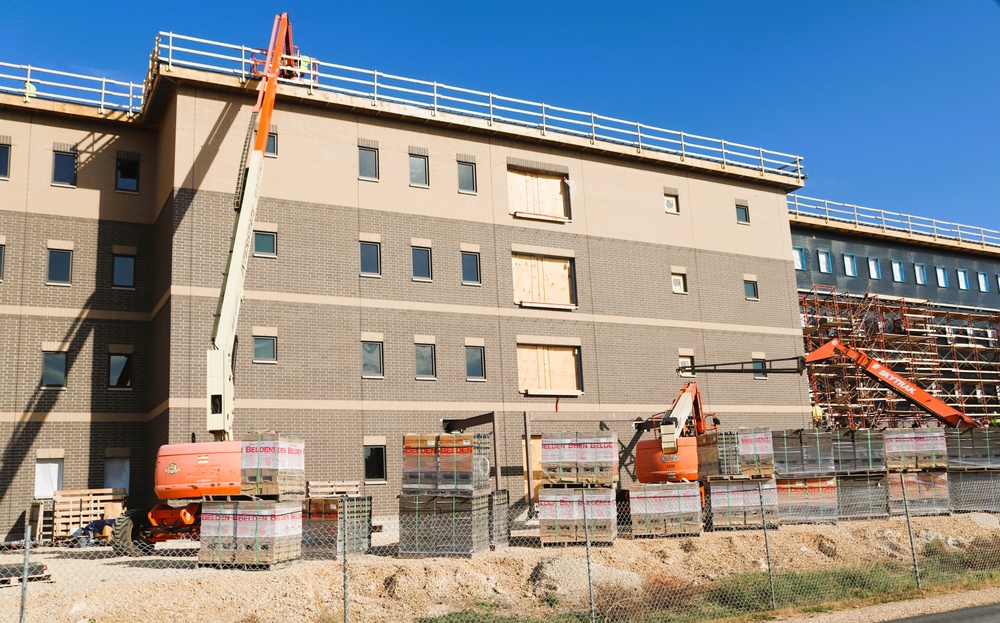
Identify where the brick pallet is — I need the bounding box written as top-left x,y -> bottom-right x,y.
706,478 -> 778,530
833,430 -> 886,473
774,430 -> 835,477
200,500 -> 302,567
538,486 -> 617,545
698,428 -> 775,478
885,428 -> 947,471
240,431 -> 306,499
541,431 -> 618,485
888,471 -> 950,516
837,474 -> 889,520
301,496 -> 372,555
403,433 -> 491,496
776,477 -> 838,524
629,482 -> 701,537
946,429 -> 1000,469
947,470 -> 1000,513
398,493 -> 491,557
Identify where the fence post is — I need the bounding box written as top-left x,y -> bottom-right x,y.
342,516 -> 349,623
900,473 -> 922,589
582,489 -> 596,623
757,481 -> 777,610
19,514 -> 30,623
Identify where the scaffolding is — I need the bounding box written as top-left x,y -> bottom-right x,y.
801,286 -> 1000,428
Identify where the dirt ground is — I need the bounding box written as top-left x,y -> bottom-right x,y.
1,513 -> 998,623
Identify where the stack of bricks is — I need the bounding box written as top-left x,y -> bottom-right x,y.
772,430 -> 836,525
398,493 -> 491,557
538,431 -> 618,545
883,428 -> 949,516
884,429 -> 947,470
833,430 -> 888,521
698,428 -> 775,477
402,433 -> 491,495
946,429 -> 1000,512
199,500 -> 302,566
628,482 -> 701,537
888,471 -> 950,516
706,479 -> 778,529
301,496 -> 373,556
775,477 -> 838,524
240,431 -> 306,499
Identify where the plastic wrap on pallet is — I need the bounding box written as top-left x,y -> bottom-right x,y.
885,429 -> 946,470
773,430 -> 834,476
738,428 -> 775,476
629,482 -> 701,537
776,477 -> 838,524
888,472 -> 949,516
947,471 -> 1000,512
837,474 -> 889,520
541,432 -> 578,484
946,429 -> 1000,469
240,431 -> 306,499
833,429 -> 886,473
707,479 -> 778,529
230,500 -> 302,565
576,431 -> 618,484
199,501 -> 239,563
539,487 -> 617,544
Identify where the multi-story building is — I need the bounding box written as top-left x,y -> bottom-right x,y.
0,31 -> 810,537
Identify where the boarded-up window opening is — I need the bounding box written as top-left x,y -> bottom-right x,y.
516,344 -> 582,394
512,254 -> 576,307
507,168 -> 570,220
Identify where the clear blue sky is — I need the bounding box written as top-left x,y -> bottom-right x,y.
4,1 -> 998,227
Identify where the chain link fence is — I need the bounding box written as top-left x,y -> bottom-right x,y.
3,474 -> 1000,623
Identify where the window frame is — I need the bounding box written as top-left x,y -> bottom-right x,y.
112,253 -> 136,289
52,150 -> 77,187
957,269 -> 970,291
115,153 -> 140,193
253,231 -> 277,258
465,345 -> 486,381
753,358 -> 767,380
935,266 -> 949,288
414,343 -> 436,380
34,458 -> 64,499
512,253 -> 578,309
744,279 -> 759,301
363,444 -> 388,482
664,193 -> 680,215
517,343 -> 583,395
671,273 -> 688,294
457,160 -> 477,193
265,132 -> 278,158
360,241 -> 381,277
361,341 -> 384,378
817,250 -> 832,274
46,249 -> 72,285
792,247 -> 805,271
358,146 -> 379,181
0,143 -> 10,180
252,336 -> 278,364
868,257 -> 882,280
409,154 -> 429,187
844,253 -> 857,277
411,246 -> 433,281
979,272 -> 991,293
507,167 -> 572,222
461,251 -> 481,286
42,351 -> 67,388
103,457 -> 130,493
915,263 -> 927,285
735,204 -> 750,225
678,355 -> 696,378
891,260 -> 905,283
108,353 -> 133,389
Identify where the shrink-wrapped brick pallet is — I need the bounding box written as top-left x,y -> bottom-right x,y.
201,500 -> 302,566
402,433 -> 491,496
946,429 -> 1000,469
885,428 -> 947,470
773,430 -> 834,476
541,431 -> 619,484
301,496 -> 372,555
707,479 -> 778,529
398,493 -> 491,557
837,474 -> 889,520
833,429 -> 886,473
402,434 -> 439,491
947,471 -> 1000,512
776,477 -> 838,524
888,472 -> 949,516
241,431 -> 305,499
538,487 -> 617,544
629,482 -> 701,537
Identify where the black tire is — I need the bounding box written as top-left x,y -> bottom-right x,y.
111,510 -> 154,557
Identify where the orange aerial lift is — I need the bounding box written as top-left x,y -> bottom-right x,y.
634,382 -> 719,483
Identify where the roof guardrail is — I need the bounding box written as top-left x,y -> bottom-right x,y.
154,31 -> 804,180
788,194 -> 1000,248
0,61 -> 143,114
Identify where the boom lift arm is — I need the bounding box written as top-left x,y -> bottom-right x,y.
634,382 -> 719,454
805,338 -> 981,428
206,13 -> 296,441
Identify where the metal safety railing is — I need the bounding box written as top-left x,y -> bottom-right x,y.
0,61 -> 144,114
788,194 -> 1000,248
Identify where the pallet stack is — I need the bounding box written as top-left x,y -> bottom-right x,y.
772,429 -> 836,524
706,479 -> 778,529
833,430 -> 888,521
699,428 -> 777,530
240,431 -> 306,498
698,428 -> 775,477
628,482 -> 701,537
50,488 -> 125,542
301,496 -> 373,556
538,431 -> 618,545
402,433 -> 491,494
946,429 -> 1000,512
885,428 -> 949,516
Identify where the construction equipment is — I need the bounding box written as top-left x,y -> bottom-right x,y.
805,338 -> 982,428
634,382 -> 719,483
113,14 -> 300,556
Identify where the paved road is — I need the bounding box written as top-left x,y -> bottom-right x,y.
886,602 -> 1000,623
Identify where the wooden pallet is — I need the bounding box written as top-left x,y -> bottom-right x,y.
306,481 -> 361,498
52,488 -> 125,540
704,474 -> 774,482
946,467 -> 1000,473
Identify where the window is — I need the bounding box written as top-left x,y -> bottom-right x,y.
507,168 -> 570,220
0,143 -> 9,179
358,147 -> 379,180
363,445 -> 387,481
461,251 -> 481,285
361,341 -> 383,377
979,272 -> 990,293
868,257 -> 882,279
457,161 -> 477,193
409,154 -> 429,186
664,193 -> 680,214
844,254 -> 857,277
957,269 -> 970,290
109,354 -> 132,388
112,254 -> 135,288
935,266 -> 949,287
817,250 -> 832,274
753,359 -> 767,380
671,273 -> 688,294
735,204 -> 750,224
915,263 -> 927,285
47,250 -> 72,284
360,242 -> 381,276
253,337 -> 277,363
104,457 -> 130,493
891,260 -> 905,283
412,247 -> 432,281
253,231 -> 277,257
466,346 -> 486,380
42,352 -> 67,388
512,254 -> 576,308
516,344 -> 582,395
52,150 -> 77,186
792,247 -> 805,271
34,458 -> 63,499
0,244 -> 4,281
115,152 -> 139,192
415,344 -> 436,379
744,279 -> 759,300
265,132 -> 278,157
678,355 -> 695,377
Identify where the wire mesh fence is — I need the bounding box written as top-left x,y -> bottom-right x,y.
4,475 -> 1000,623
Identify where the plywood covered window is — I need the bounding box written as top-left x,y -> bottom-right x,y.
507,168 -> 570,220
516,344 -> 582,395
511,254 -> 576,308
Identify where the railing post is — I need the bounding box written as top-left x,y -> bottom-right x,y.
129,82 -> 134,115
797,156 -> 804,180
956,224 -> 963,243
636,122 -> 642,153
99,77 -> 107,115
720,140 -> 727,168
23,66 -> 31,102
371,71 -> 378,106
758,147 -> 765,175
540,103 -> 546,136
167,32 -> 173,71
488,93 -> 494,126
851,202 -> 857,227
590,112 -> 596,144
432,82 -> 438,116
240,45 -> 247,83
880,210 -> 887,231
932,221 -> 938,239
679,131 -> 686,161
906,214 -> 913,236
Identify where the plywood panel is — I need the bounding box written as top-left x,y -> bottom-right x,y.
548,347 -> 579,391
507,169 -> 530,213
517,344 -> 541,391
507,169 -> 565,217
542,257 -> 573,305
537,175 -> 566,218
512,255 -> 535,303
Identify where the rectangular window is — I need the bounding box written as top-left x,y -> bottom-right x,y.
671,273 -> 688,294
363,445 -> 387,481
516,344 -> 582,394
736,204 -> 750,224
109,354 -> 132,388
678,355 -> 695,377
34,458 -> 63,499
253,336 -> 277,363
935,266 -> 949,288
817,250 -> 832,274
409,154 -> 429,186
265,132 -> 278,157
47,249 -> 72,284
507,168 -> 570,220
868,257 -> 882,279
412,247 -> 432,281
52,150 -> 77,186
466,346 -> 486,380
415,344 -> 436,379
42,352 -> 67,388
457,161 -> 477,193
753,359 -> 767,380
891,260 -> 905,283
0,143 -> 9,179
253,231 -> 277,257
979,272 -> 990,293
915,263 -> 927,285
957,269 -> 970,290
115,152 -> 139,192
792,247 -> 805,271
664,193 -> 680,214
112,254 -> 135,288
360,242 -> 381,276
744,279 -> 759,300
461,251 -> 481,285
512,254 -> 576,307
104,457 -> 130,493
844,254 -> 857,277
358,147 -> 379,180
361,341 -> 383,377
